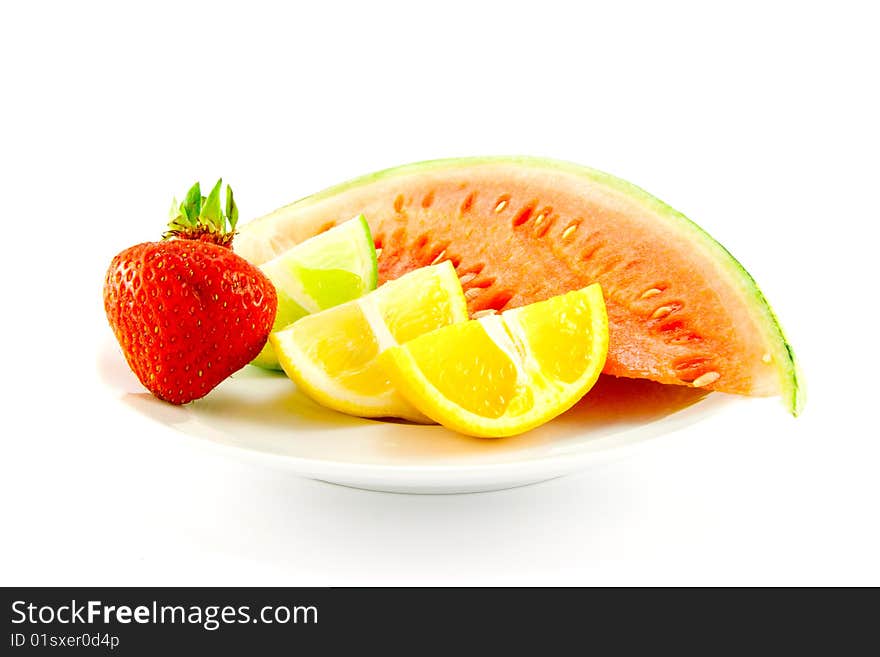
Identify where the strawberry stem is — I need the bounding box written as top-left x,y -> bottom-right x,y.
165,179 -> 238,247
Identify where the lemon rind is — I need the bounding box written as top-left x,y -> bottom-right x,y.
379,284 -> 608,438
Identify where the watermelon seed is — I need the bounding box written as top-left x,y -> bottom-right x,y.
691,371 -> 720,387
459,272 -> 477,285
641,287 -> 664,299
650,303 -> 681,320
659,320 -> 685,333
762,352 -> 772,363
469,276 -> 496,289
494,196 -> 510,213
430,249 -> 447,265
513,202 -> 536,227
535,214 -> 556,238
673,356 -> 711,371
478,289 -> 515,312
580,241 -> 603,260
421,190 -> 435,208
464,288 -> 482,301
413,234 -> 429,254
375,248 -> 383,258
668,333 -> 702,344
460,262 -> 485,277
562,223 -> 580,240
460,192 -> 476,214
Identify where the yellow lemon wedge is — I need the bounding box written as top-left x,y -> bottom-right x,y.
269,261 -> 468,422
378,284 -> 608,437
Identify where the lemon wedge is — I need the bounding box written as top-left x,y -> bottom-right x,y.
378,284 -> 608,437
269,261 -> 468,422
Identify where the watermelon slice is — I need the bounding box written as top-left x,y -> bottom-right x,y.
236,157 -> 802,414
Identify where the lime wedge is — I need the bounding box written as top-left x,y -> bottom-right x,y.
251,214 -> 378,369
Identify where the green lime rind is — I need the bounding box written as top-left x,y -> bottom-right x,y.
281,213 -> 378,304
242,158 -> 801,413
253,214 -> 378,370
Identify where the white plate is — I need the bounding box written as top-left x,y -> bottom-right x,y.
97,338 -> 743,494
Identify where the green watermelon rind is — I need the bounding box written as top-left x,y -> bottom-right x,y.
253,156 -> 803,415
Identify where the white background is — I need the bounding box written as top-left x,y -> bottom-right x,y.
2,1 -> 878,585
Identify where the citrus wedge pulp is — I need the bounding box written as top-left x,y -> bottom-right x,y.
249,214 -> 378,370
378,284 -> 609,437
270,261 -> 468,422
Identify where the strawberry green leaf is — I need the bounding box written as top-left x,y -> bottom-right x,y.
226,184 -> 238,231
202,178 -> 223,231
180,202 -> 194,226
164,179 -> 237,247
168,196 -> 180,222
183,181 -> 201,224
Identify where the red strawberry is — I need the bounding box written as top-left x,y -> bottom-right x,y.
104,179 -> 277,404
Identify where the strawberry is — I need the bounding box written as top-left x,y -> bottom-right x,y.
104,179 -> 277,404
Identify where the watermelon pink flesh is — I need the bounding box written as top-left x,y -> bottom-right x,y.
235,157 -> 801,414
